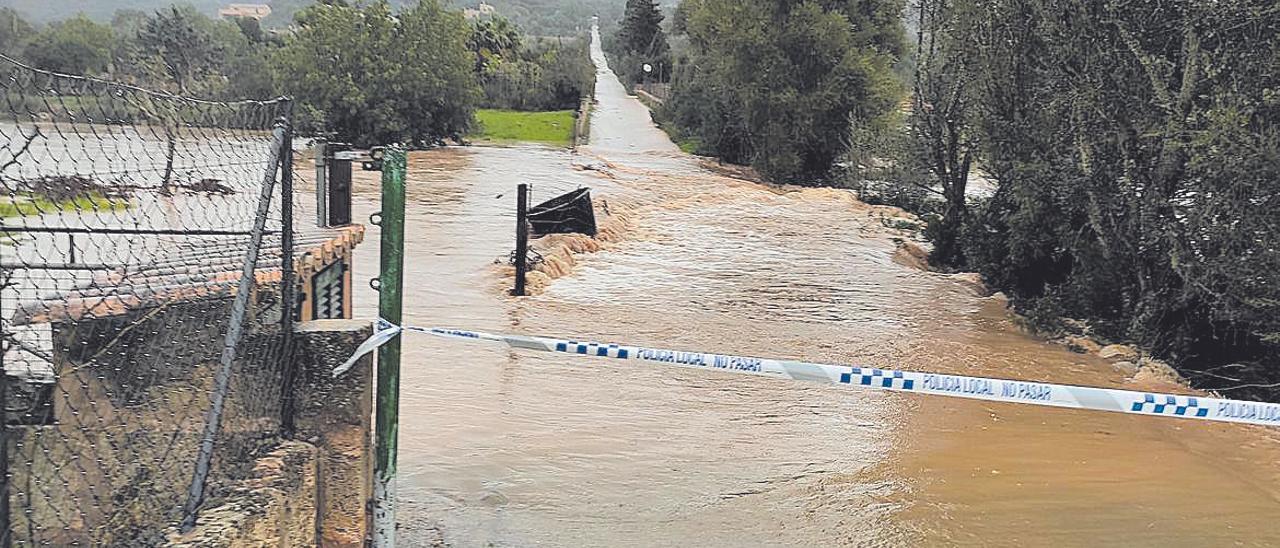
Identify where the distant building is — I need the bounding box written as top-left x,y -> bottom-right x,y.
218,3 -> 273,20
463,2 -> 497,19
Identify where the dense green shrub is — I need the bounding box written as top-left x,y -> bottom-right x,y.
950,0 -> 1280,395
275,0 -> 479,146
665,0 -> 906,183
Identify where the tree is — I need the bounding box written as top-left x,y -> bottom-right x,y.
614,0 -> 670,86
618,0 -> 667,57
470,16 -> 522,71
467,15 -> 594,111
904,0 -> 977,267
949,0 -> 1280,395
0,8 -> 35,57
22,16 -> 116,75
219,24 -> 276,99
137,6 -> 222,94
477,36 -> 594,111
275,0 -> 479,146
232,16 -> 265,44
669,0 -> 906,183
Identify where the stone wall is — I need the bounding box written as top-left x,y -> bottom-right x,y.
293,320 -> 375,547
165,319 -> 374,547
6,298 -> 291,546
167,442 -> 319,548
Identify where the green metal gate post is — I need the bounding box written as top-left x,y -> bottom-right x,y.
373,147 -> 406,547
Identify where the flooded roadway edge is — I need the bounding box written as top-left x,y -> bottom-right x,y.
336,21 -> 1280,548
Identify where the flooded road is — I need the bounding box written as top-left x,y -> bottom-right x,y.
348,25 -> 1280,547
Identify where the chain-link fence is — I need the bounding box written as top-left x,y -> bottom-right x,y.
0,55 -> 299,545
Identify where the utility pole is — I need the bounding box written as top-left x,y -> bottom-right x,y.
512,183 -> 529,296
372,147 -> 406,548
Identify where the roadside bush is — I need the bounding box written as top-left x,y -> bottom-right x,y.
275,0 -> 479,146
950,0 -> 1280,396
480,38 -> 594,111
667,0 -> 906,183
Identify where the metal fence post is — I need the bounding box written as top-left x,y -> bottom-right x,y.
512,183 -> 529,296
180,123 -> 288,532
373,147 -> 406,548
278,104 -> 300,437
0,310 -> 9,548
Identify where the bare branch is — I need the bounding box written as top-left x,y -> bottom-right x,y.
0,129 -> 41,175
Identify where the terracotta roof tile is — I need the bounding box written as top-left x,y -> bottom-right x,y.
12,225 -> 364,325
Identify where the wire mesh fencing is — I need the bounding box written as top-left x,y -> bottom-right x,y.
0,55 -> 299,545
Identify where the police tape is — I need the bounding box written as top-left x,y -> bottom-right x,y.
335,319 -> 1280,429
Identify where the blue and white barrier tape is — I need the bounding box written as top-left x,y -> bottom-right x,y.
336,320 -> 1280,429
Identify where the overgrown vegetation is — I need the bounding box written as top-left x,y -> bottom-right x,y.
471,17 -> 595,111
5,0 -> 621,37
0,5 -> 280,100
661,0 -> 906,183
0,176 -> 132,218
858,0 -> 1280,398
2,1 -> 594,147
648,0 -> 1279,397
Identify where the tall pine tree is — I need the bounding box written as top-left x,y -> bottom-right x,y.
614,0 -> 670,85
618,0 -> 668,57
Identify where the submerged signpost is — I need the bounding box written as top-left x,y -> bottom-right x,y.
511,186 -> 598,296
513,183 -> 530,296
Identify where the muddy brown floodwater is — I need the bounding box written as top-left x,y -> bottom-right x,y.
344,25 -> 1280,547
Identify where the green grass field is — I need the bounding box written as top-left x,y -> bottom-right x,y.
471,109 -> 576,147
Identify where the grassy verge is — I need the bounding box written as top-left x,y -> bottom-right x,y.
470,109 -> 576,147
0,193 -> 129,218
674,137 -> 700,154
633,95 -> 702,154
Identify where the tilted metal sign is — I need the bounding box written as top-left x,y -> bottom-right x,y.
337,321 -> 1280,429
529,188 -> 597,238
